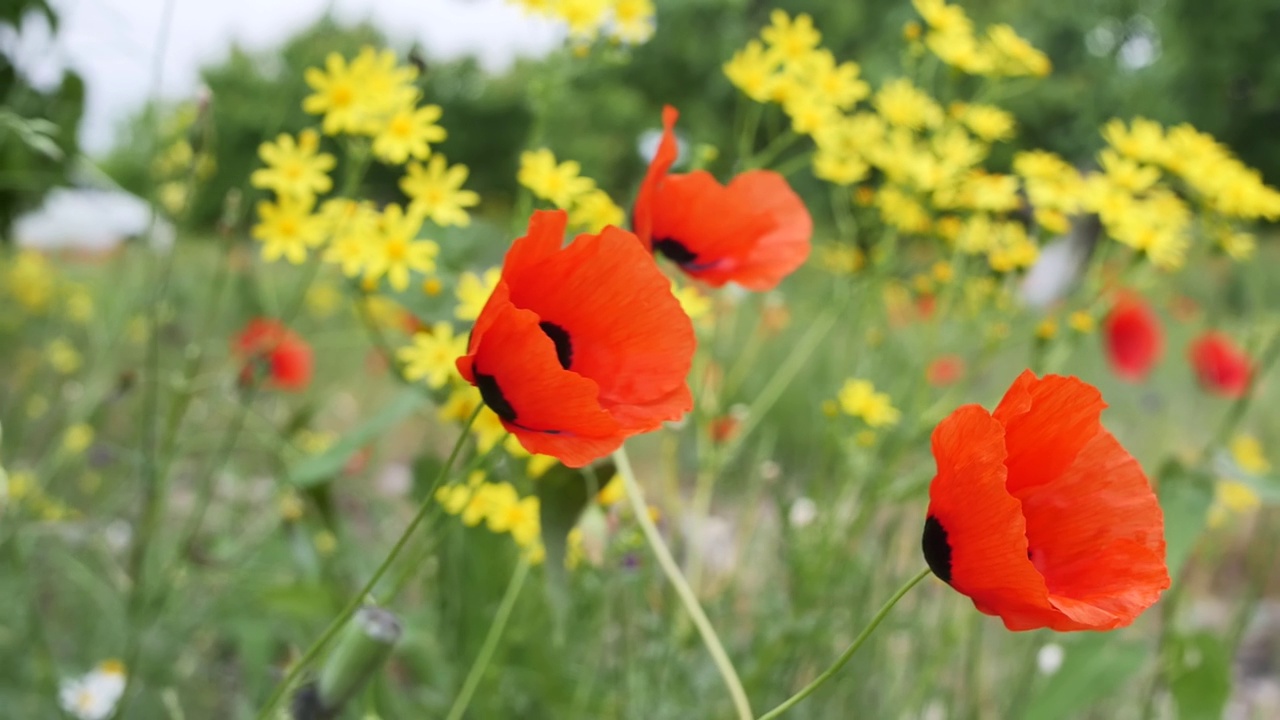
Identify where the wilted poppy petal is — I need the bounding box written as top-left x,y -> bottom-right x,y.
633,105 -> 680,247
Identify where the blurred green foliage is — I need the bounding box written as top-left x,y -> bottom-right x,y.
0,0 -> 84,241
97,0 -> 1280,231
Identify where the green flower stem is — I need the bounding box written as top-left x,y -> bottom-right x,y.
756,567 -> 932,720
254,404 -> 482,720
614,446 -> 754,720
443,557 -> 532,720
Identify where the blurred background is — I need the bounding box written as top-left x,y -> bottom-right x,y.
4,0 -> 1279,245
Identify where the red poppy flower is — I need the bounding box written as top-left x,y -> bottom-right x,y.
922,370 -> 1168,631
632,105 -> 812,291
925,355 -> 965,387
233,318 -> 313,391
1188,331 -> 1252,398
1102,293 -> 1162,381
457,209 -> 696,467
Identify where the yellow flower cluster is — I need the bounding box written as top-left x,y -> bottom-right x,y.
727,12 -> 1040,274
517,149 -> 625,232
250,47 -> 481,293
1,252 -> 97,328
836,379 -> 901,428
724,11 -> 870,144
1086,118 -> 1280,269
436,472 -> 545,562
1,468 -> 77,522
913,0 -> 1050,78
513,0 -> 656,45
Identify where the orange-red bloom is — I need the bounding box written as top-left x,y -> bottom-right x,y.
922,371 -> 1168,631
233,318 -> 313,391
1188,331 -> 1252,398
926,354 -> 965,387
457,210 -> 696,467
1102,293 -> 1162,381
632,106 -> 812,291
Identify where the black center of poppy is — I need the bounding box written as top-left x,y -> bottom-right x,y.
538,321 -> 573,369
475,372 -> 517,422
921,515 -> 953,585
653,237 -> 698,266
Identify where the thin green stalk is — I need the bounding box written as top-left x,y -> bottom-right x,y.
614,446 -> 754,720
756,567 -> 932,720
745,130 -> 801,171
443,557 -> 532,720
254,405 -> 482,720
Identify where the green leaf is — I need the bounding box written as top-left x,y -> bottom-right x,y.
1023,634 -> 1149,720
1157,460 -> 1215,579
1169,632 -> 1232,720
289,390 -> 428,487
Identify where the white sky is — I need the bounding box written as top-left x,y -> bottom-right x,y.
5,0 -> 564,153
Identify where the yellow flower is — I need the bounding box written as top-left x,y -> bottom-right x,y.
1207,481 -> 1260,529
723,40 -> 780,103
251,129 -> 335,200
791,49 -> 870,110
455,268 -> 500,321
557,0 -> 610,39
401,155 -> 480,227
1102,117 -> 1168,165
1099,149 -> 1159,194
253,196 -> 328,265
279,492 -> 305,522
373,104 -> 446,165
1230,434 -> 1270,475
1067,311 -> 1095,333
471,408 -> 509,454
363,204 -> 439,292
836,379 -> 900,428
305,282 -> 342,318
783,91 -> 840,136
818,244 -> 864,274
913,0 -> 972,35
5,250 -> 56,312
1217,228 -> 1256,261
314,530 -> 338,555
1035,318 -> 1058,340
568,188 -> 625,232
62,423 -> 95,455
320,199 -> 379,277
48,338 -> 82,374
961,104 -> 1015,142
761,10 -> 821,63
873,78 -> 943,131
396,322 -> 466,389
467,481 -> 518,527
518,149 -> 595,208
671,281 -> 712,324
985,24 -> 1051,77
926,28 -> 993,75
64,286 -> 94,324
303,52 -> 371,135
595,475 -> 624,505
487,491 -> 541,548
612,0 -> 656,44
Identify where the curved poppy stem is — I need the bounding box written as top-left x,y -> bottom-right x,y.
444,557 -> 531,720
613,446 -> 755,720
254,404 -> 482,720
756,567 -> 932,720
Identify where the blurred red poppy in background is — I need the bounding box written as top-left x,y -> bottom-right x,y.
926,355 -> 966,387
233,318 -> 313,391
1188,331 -> 1252,398
922,370 -> 1168,631
458,210 -> 696,467
1102,292 -> 1163,381
632,105 -> 812,291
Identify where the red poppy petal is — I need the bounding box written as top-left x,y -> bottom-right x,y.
270,341 -> 313,390
633,105 -> 681,247
503,209 -> 569,278
650,171 -> 774,285
993,371 -> 1105,498
503,225 -> 695,430
1019,428 -> 1169,629
926,405 -> 1058,631
1189,333 -> 1251,397
458,282 -> 514,384
465,296 -> 623,467
720,171 -> 813,290
1103,295 -> 1162,381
